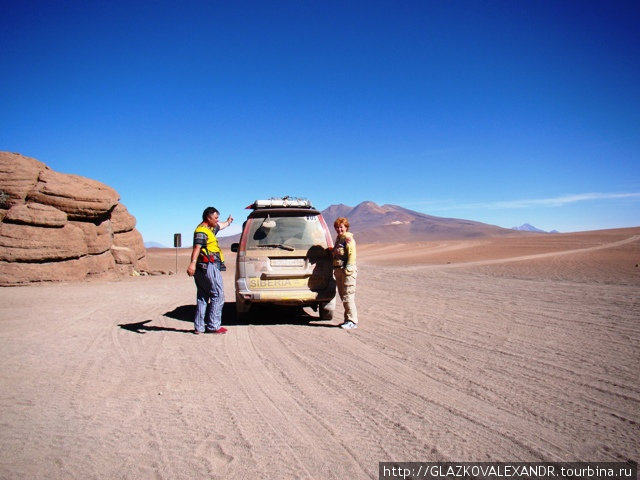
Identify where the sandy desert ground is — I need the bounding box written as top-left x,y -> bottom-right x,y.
1,228 -> 639,479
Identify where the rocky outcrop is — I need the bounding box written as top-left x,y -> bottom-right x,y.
110,203 -> 137,233
0,153 -> 46,208
0,222 -> 88,262
26,168 -> 120,221
0,151 -> 148,285
3,203 -> 68,227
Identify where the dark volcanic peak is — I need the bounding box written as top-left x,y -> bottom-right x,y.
321,203 -> 353,222
349,201 -> 396,225
321,201 -> 516,243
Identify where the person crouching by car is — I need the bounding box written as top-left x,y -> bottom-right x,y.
332,217 -> 358,329
187,206 -> 233,335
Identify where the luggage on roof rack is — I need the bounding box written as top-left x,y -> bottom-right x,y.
246,197 -> 314,209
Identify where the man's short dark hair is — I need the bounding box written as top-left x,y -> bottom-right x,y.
202,207 -> 219,222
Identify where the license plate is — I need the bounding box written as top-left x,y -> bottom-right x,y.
270,258 -> 305,267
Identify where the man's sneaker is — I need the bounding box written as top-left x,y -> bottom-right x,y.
206,327 -> 227,334
340,321 -> 357,330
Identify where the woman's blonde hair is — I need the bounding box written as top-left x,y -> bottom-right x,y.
334,217 -> 350,230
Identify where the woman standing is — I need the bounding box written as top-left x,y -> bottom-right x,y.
332,217 -> 358,329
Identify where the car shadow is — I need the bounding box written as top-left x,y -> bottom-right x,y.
119,302 -> 339,335
163,302 -> 338,328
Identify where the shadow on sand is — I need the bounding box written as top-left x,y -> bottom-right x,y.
118,319 -> 194,335
119,302 -> 338,334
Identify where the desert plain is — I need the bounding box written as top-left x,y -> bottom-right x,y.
1,227 -> 639,479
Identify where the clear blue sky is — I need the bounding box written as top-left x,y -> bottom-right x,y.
2,0 -> 639,243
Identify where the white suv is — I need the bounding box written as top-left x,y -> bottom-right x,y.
231,197 -> 336,320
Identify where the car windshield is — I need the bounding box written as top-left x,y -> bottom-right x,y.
245,215 -> 329,250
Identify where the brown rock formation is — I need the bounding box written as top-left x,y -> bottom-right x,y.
4,203 -> 68,227
26,168 -> 120,221
0,152 -> 148,285
0,222 -> 88,262
0,152 -> 46,207
110,203 -> 137,233
71,220 -> 112,255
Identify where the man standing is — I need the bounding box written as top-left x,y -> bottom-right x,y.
187,207 -> 233,334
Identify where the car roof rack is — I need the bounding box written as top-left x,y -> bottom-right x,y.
246,196 -> 314,209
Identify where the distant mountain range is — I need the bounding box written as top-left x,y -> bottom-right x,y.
320,201 -> 520,243
512,223 -> 559,234
155,203 -> 560,248
217,201 -> 538,246
144,241 -> 168,248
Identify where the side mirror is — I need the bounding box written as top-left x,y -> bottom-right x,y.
231,243 -> 239,253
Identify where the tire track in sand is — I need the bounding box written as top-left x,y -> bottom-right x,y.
223,325 -> 374,479
398,235 -> 640,271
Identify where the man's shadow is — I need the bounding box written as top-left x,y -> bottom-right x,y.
119,302 -> 337,334
118,319 -> 193,335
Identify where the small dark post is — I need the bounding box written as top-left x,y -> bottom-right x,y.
173,234 -> 182,274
